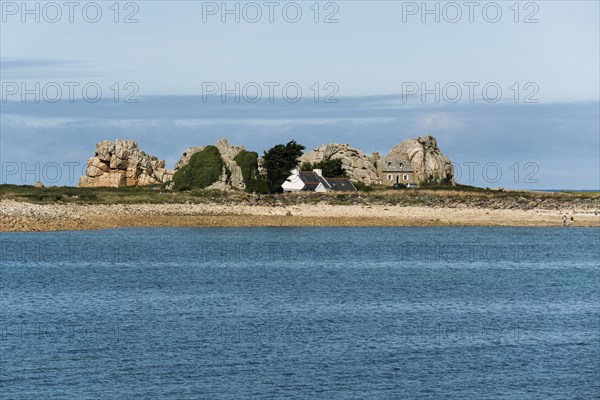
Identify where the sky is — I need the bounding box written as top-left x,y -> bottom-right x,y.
1,0 -> 599,189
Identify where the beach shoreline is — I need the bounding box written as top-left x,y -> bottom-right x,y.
2,200 -> 598,232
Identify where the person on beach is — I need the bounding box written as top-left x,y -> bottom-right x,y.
562,215 -> 567,226
571,215 -> 575,225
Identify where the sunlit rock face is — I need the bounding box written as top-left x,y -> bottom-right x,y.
79,140 -> 173,188
299,135 -> 454,185
388,136 -> 454,184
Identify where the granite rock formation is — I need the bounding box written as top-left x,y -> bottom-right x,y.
79,140 -> 173,188
79,135 -> 453,189
298,143 -> 380,185
388,136 -> 454,183
172,138 -> 247,191
299,135 -> 453,185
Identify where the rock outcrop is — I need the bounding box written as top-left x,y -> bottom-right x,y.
388,136 -> 454,183
299,144 -> 380,185
79,140 -> 173,188
172,138 -> 247,191
298,135 -> 453,185
79,135 -> 453,189
174,146 -> 205,171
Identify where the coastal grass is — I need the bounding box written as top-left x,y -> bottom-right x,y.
1,184 -> 598,208
0,184 -> 238,205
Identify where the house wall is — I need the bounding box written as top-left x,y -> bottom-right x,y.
382,172 -> 415,185
315,183 -> 328,193
282,174 -> 306,192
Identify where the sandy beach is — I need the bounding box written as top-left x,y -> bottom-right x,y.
1,200 -> 598,232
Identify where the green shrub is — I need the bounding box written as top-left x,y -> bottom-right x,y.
300,161 -> 315,171
353,181 -> 373,192
245,175 -> 268,194
234,150 -> 268,194
172,146 -> 223,190
160,180 -> 172,190
301,159 -> 347,177
234,150 -> 258,184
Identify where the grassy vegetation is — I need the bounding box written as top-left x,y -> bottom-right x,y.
0,183 -> 597,207
417,182 -> 491,192
0,184 -> 238,205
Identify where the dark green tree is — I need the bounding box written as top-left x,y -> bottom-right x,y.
318,158 -> 347,178
300,159 -> 347,177
172,146 -> 223,190
262,140 -> 305,193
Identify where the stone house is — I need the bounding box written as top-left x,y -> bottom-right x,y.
376,156 -> 415,185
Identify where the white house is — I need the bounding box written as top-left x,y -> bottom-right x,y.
282,169 -> 356,192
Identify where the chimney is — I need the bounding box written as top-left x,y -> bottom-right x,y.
313,169 -> 323,177
371,152 -> 380,160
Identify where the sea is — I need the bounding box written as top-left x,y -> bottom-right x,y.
1,227 -> 599,399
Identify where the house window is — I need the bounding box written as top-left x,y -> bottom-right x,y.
403,174 -> 409,181
387,162 -> 392,167
387,174 -> 393,181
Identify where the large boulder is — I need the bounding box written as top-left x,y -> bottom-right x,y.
388,135 -> 454,183
214,138 -> 246,190
85,156 -> 110,178
79,140 -> 173,187
299,136 -> 454,185
298,143 -> 380,185
174,145 -> 205,170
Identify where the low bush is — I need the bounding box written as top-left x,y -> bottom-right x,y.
353,182 -> 374,192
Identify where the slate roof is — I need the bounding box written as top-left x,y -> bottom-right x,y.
302,182 -> 321,191
379,156 -> 413,172
326,178 -> 357,192
296,171 -> 356,192
299,171 -> 331,190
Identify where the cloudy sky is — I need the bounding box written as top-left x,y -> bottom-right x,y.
1,1 -> 599,189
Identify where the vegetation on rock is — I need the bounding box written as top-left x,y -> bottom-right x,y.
234,150 -> 268,193
172,146 -> 223,190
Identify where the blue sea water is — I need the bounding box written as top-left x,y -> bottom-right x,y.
1,227 -> 599,399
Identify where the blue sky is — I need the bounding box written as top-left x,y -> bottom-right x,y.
1,0 -> 599,189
